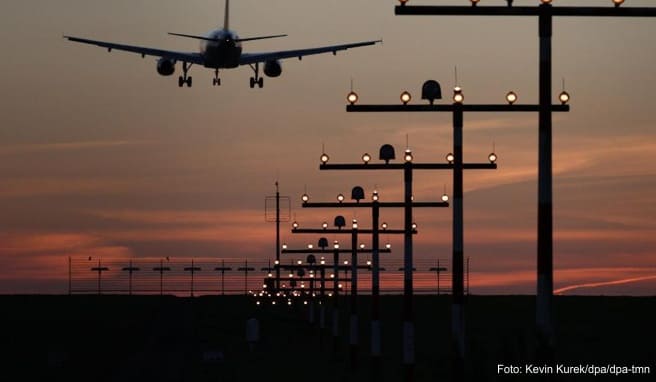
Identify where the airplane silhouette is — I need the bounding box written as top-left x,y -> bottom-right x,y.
64,0 -> 380,88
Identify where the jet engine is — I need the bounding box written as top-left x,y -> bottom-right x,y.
156,58 -> 176,76
263,60 -> 282,78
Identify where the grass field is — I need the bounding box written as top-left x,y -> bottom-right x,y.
4,295 -> 654,381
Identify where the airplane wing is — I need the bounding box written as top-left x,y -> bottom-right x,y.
64,36 -> 205,65
238,40 -> 381,65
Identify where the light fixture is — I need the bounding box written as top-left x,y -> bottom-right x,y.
453,87 -> 464,104
320,153 -> 329,164
267,273 -> 272,277
301,193 -> 309,203
541,0 -> 552,4
442,193 -> 449,202
506,91 -> 517,105
297,259 -> 302,265
282,243 -> 287,249
398,0 -> 409,5
344,260 -> 349,265
359,243 -> 365,249
337,193 -> 345,203
471,0 -> 480,6
559,91 -> 570,105
307,244 -> 313,249
333,241 -> 339,249
613,0 -> 624,7
322,221 -> 328,229
404,149 -> 413,162
421,80 -> 442,105
292,221 -> 299,229
400,91 -> 412,105
362,153 -> 371,164
381,222 -> 388,230
379,144 -> 396,164
366,260 -> 372,266
352,219 -> 358,229
372,191 -> 379,201
347,91 -> 358,105
412,222 -> 418,230
446,153 -> 455,163
274,259 -> 280,265
488,152 -> 498,163
385,243 -> 392,249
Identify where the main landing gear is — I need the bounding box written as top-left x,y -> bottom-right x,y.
178,62 -> 193,87
212,68 -> 221,86
249,62 -> 264,88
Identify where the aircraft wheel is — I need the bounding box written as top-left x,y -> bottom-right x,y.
249,77 -> 255,88
187,77 -> 193,87
178,76 -> 184,87
258,78 -> 264,88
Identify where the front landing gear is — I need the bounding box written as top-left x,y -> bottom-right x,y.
249,62 -> 264,88
178,62 -> 193,88
212,68 -> 221,86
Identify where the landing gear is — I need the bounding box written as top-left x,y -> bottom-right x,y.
212,68 -> 221,86
249,62 -> 264,88
178,62 -> 193,88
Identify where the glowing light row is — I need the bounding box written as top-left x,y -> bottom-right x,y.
320,150 -> 497,165
348,88 -> 570,106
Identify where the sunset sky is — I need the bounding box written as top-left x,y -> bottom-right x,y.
1,0 -> 655,294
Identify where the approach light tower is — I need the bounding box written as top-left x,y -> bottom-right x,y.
393,0 -> 656,374
345,81 -> 566,381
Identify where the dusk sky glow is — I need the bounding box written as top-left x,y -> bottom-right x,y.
1,0 -> 655,294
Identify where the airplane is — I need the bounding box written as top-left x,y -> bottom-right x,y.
64,0 -> 381,88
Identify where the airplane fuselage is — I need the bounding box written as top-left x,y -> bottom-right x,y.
200,29 -> 242,69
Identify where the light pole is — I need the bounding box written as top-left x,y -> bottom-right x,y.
121,259 -> 140,295
266,182 -> 290,291
153,258 -> 171,296
214,259 -> 232,295
238,260 -> 256,296
183,259 -> 201,297
90,258 -> 109,295
394,0 -> 656,368
429,260 -> 448,296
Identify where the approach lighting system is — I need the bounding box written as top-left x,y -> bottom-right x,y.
559,91 -> 570,105
506,91 -> 518,105
320,153 -> 329,164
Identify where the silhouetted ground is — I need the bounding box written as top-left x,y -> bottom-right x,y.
3,295 -> 654,381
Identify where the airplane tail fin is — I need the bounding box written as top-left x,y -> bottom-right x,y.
223,0 -> 230,30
